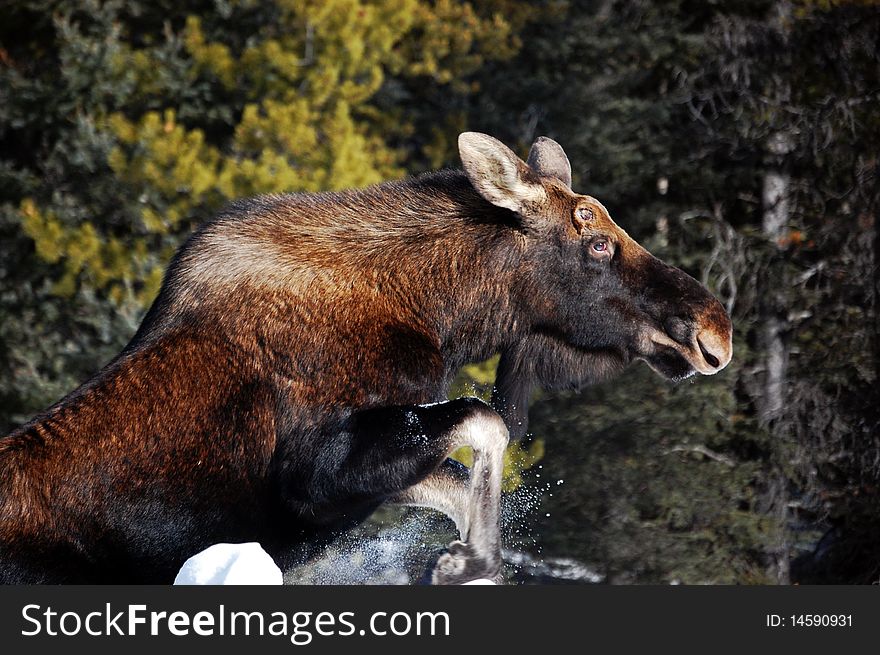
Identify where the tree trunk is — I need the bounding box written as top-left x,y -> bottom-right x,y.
759,168 -> 790,425
759,115 -> 794,584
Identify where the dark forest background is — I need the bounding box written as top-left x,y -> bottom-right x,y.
1,0 -> 878,584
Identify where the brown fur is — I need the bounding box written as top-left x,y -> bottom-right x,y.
0,134 -> 732,583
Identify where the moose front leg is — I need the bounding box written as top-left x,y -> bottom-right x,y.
392,418 -> 509,585
336,397 -> 509,584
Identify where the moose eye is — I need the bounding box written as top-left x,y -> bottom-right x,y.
592,240 -> 608,253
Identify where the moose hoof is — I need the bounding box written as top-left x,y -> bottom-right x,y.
430,540 -> 502,585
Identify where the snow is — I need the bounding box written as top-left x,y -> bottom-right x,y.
174,539 -> 498,585
174,542 -> 283,585
503,549 -> 604,583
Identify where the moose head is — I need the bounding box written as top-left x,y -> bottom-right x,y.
457,133 -> 732,435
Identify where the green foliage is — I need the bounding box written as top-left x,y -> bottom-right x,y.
529,357 -> 787,583
450,354 -> 499,399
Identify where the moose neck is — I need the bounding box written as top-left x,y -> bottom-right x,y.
388,172 -> 529,371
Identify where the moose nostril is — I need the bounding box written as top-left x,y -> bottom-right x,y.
697,337 -> 721,369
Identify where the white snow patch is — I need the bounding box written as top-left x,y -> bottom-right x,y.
174,542 -> 282,585
503,549 -> 604,583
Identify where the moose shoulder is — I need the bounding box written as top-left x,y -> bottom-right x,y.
0,133 -> 732,583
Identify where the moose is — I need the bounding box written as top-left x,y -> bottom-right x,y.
0,133 -> 732,584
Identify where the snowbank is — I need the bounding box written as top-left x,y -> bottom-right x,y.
174,541 -> 497,585
174,542 -> 283,585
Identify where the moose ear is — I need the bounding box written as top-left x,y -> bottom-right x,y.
526,136 -> 572,189
458,132 -> 546,213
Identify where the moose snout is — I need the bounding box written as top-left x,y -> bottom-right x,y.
662,310 -> 732,374
696,327 -> 732,372
692,296 -> 733,373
